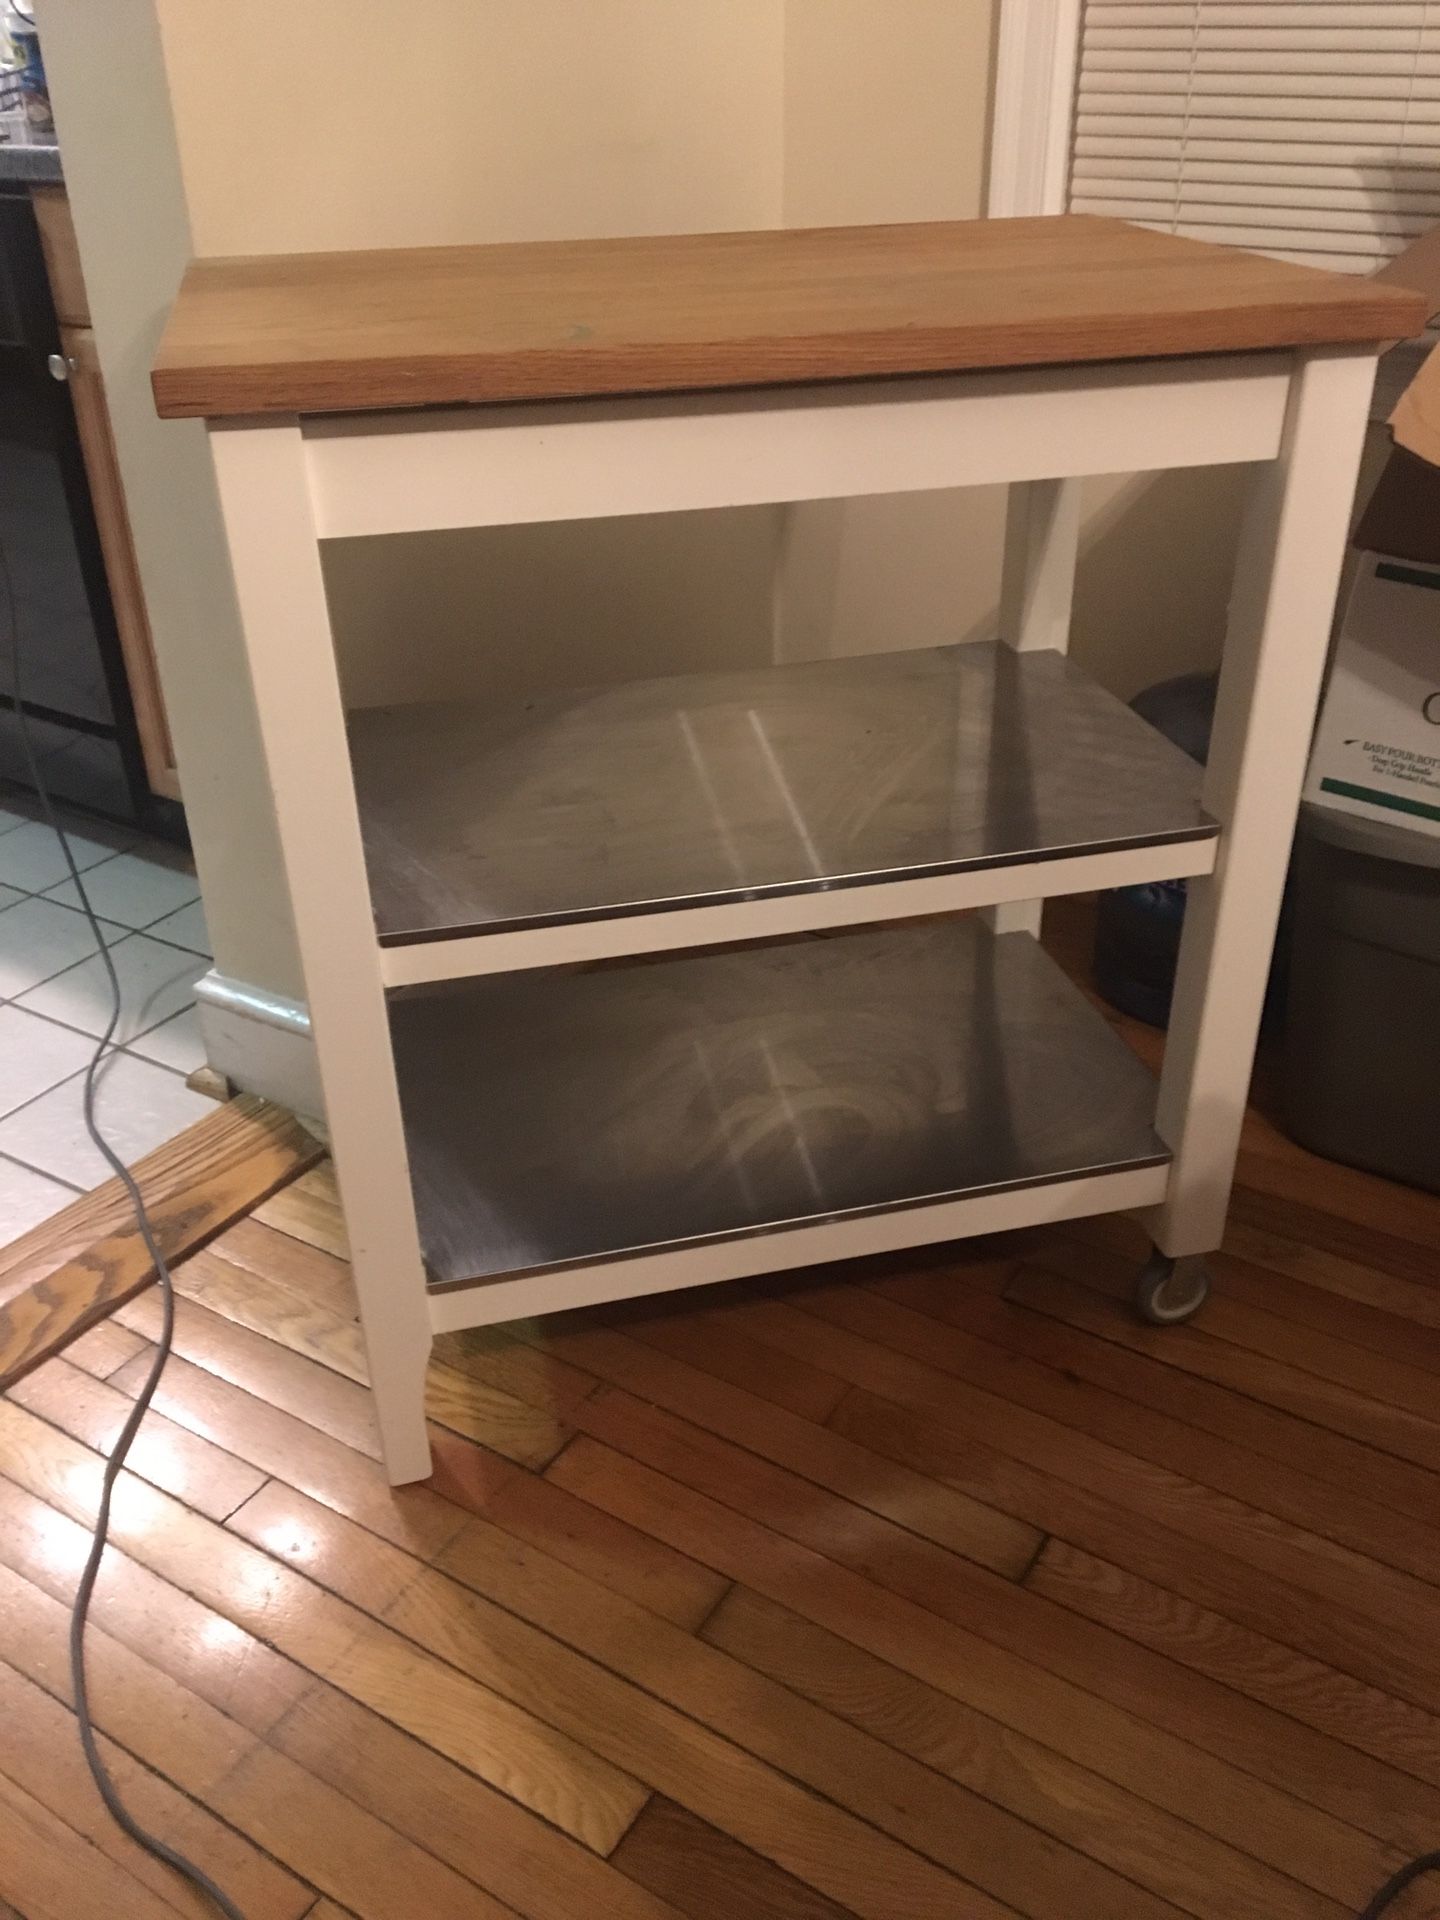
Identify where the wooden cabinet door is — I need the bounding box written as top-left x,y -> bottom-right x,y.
60,325 -> 180,801
32,186 -> 89,327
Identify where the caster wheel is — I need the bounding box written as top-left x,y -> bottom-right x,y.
1135,1252 -> 1210,1326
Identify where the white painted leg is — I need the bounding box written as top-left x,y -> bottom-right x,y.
206,420 -> 434,1484
1152,349 -> 1377,1260
987,476 -> 1082,935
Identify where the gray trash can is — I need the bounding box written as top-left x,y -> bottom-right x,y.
1283,801 -> 1440,1194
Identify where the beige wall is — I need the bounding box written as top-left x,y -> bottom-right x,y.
327,510 -> 784,713
155,1 -> 785,257
36,0 -> 306,997
784,0 -> 993,226
781,0 -> 1007,664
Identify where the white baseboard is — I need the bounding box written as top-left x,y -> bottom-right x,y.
193,970 -> 323,1121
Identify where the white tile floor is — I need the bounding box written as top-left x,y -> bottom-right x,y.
0,792 -> 217,1245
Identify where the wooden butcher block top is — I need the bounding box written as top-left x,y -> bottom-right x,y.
153,213 -> 1427,421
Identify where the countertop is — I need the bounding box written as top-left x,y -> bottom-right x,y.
153,213 -> 1429,423
0,135 -> 60,185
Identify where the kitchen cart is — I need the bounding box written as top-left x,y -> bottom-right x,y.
154,215 -> 1422,1483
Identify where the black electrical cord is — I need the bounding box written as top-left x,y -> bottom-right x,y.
1,532 -> 247,1919
1360,1854 -> 1440,1918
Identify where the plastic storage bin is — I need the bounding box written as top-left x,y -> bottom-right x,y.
1283,801 -> 1440,1194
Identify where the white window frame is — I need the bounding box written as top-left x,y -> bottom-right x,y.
988,0 -> 1082,218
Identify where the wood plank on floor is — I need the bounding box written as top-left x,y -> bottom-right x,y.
0,1559 -> 514,1920
1054,1221 -> 1440,1417
0,1481 -> 680,1920
93,1329 -> 725,1630
701,1583 -> 1387,1919
751,1280 -> 1440,1713
880,1254 -> 1440,1530
100,1336 -> 470,1562
546,1431 -> 1428,1886
0,1399 -> 648,1856
114,1283 -> 569,1470
0,1657 -> 314,1920
1060,1209 -> 1440,1378
228,1477 -> 1194,1920
861,1263 -> 1440,1581
1027,1539 -> 1440,1791
620,1300 -> 850,1423
514,1318 -> 1042,1580
831,1376 -> 1440,1721
1006,1261 -> 1440,1490
167,1247 -> 580,1460
0,1096 -> 323,1387
1230,1179 -> 1439,1293
267,1681 -> 684,1920
251,1164 -> 348,1261
62,1317 -> 149,1380
612,1797 -> 862,1920
207,1216 -> 358,1318
0,1768 -> 187,1920
218,1485 -> 1033,1920
424,1427 -> 731,1631
8,1355 -> 266,1523
1223,1214 -> 1440,1336
3,1403 -> 1030,1920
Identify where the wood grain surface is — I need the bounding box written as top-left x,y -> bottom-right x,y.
0,1096 -> 323,1392
152,214 -> 1428,420
4,900 -> 1440,1918
61,324 -> 180,802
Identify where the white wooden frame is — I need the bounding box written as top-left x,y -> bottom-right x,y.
205,344 -> 1377,1484
988,0 -> 1081,220
304,354 -> 1288,538
382,837 -> 1216,987
987,475 -> 1085,937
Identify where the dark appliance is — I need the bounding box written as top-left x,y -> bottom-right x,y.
0,182 -> 180,832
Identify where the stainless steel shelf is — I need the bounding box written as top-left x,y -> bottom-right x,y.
352,642 -> 1215,948
389,920 -> 1169,1292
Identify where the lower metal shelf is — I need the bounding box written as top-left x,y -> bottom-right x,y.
388,919 -> 1169,1293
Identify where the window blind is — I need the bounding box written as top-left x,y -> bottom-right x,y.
1069,1 -> 1440,274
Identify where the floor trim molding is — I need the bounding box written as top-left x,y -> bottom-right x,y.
194,970 -> 322,1121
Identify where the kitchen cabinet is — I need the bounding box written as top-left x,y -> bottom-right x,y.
32,184 -> 178,803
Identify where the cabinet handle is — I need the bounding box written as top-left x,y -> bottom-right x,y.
47,352 -> 78,382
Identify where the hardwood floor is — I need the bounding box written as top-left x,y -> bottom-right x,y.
3,923 -> 1440,1916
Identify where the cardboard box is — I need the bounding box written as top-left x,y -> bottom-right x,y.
1303,233 -> 1440,837
1305,550 -> 1440,831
